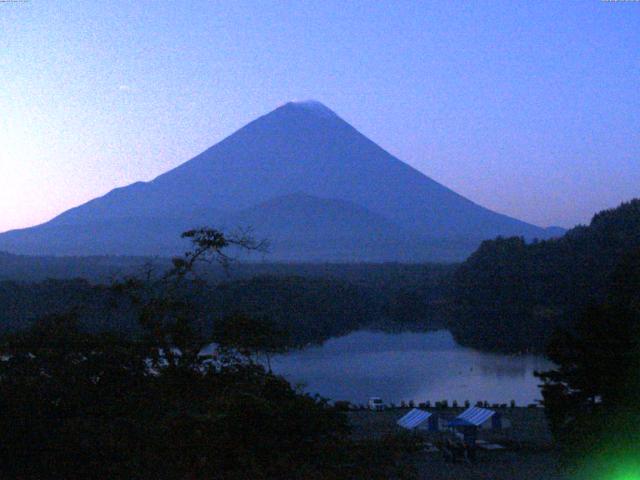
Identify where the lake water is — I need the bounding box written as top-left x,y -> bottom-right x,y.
270,330 -> 552,406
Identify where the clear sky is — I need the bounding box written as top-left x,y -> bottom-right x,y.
1,1 -> 638,233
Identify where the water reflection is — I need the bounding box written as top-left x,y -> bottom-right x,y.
271,330 -> 551,405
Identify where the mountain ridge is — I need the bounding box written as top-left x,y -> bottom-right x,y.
0,101 -> 563,260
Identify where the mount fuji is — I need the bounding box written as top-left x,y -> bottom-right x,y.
0,101 -> 562,261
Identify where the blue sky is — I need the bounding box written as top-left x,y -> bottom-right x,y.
1,0 -> 638,232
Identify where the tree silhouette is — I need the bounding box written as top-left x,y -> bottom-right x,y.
0,228 -> 416,479
536,248 -> 640,477
212,313 -> 291,371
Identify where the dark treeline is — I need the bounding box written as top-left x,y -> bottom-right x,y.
3,200 -> 639,356
449,199 -> 640,353
0,251 -> 454,285
0,264 -> 454,349
0,251 -> 154,283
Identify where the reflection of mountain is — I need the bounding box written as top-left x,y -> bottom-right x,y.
0,101 -> 561,261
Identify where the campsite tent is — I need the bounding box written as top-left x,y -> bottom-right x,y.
397,408 -> 440,431
449,406 -> 510,430
448,407 -> 510,443
450,407 -> 495,429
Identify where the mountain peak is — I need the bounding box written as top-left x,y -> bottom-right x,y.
0,101 -> 556,260
279,100 -> 337,118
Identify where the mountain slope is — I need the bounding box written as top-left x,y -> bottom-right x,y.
217,192 -> 475,262
0,101 -> 560,260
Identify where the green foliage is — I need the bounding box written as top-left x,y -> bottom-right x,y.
0,266 -> 454,347
450,199 -> 640,353
212,313 -> 291,370
0,314 -> 369,479
536,249 -> 640,477
0,229 -> 417,479
0,314 -> 157,479
209,275 -> 381,347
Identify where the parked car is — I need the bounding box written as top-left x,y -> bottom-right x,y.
368,397 -> 386,411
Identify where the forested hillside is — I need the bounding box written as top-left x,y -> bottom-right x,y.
5,200 -> 639,356
0,264 -> 453,347
450,199 -> 640,353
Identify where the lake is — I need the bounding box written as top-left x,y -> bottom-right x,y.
270,330 -> 552,406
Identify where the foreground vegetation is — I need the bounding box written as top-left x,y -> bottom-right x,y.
537,248 -> 640,478
0,230 -> 415,479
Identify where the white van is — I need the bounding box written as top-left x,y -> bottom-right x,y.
368,397 -> 385,411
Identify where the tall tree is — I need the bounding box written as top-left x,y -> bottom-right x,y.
536,248 -> 640,478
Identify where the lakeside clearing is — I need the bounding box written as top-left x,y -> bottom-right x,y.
348,407 -> 567,480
